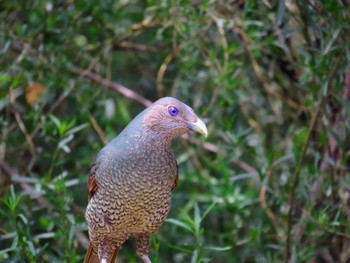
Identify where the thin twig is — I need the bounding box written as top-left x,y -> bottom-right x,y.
70,66 -> 152,107
9,89 -> 36,172
259,169 -> 286,242
0,160 -> 42,200
131,17 -> 160,31
302,208 -> 350,239
0,160 -> 16,179
156,52 -> 175,97
114,41 -> 164,53
232,158 -> 285,235
285,59 -> 341,262
87,112 -> 108,145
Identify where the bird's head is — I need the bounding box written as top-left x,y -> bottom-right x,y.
143,97 -> 208,140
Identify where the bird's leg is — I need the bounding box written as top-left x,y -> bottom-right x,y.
141,254 -> 152,263
98,239 -> 110,263
136,234 -> 152,263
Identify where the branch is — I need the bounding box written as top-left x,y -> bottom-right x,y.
87,111 -> 108,145
70,66 -> 152,107
0,160 -> 42,200
285,59 -> 341,262
9,89 -> 36,172
156,52 -> 175,97
114,41 -> 165,53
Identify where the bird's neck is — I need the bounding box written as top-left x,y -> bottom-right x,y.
139,127 -> 173,149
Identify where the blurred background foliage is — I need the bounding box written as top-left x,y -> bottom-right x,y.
1,0 -> 350,262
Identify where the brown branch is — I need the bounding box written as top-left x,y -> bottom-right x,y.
0,159 -> 43,200
182,134 -> 220,155
259,169 -> 285,234
87,112 -> 108,145
285,59 -> 341,262
70,66 -> 152,107
232,158 -> 258,176
232,158 -> 285,235
114,41 -> 165,53
156,52 -> 175,97
131,18 -> 160,31
179,139 -> 212,181
9,89 -> 36,172
0,160 -> 16,179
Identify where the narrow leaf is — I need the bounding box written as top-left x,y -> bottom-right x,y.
204,246 -> 232,251
166,218 -> 192,232
277,0 -> 285,26
194,203 -> 201,235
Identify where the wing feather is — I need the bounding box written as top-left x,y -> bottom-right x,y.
88,158 -> 99,201
171,161 -> 179,190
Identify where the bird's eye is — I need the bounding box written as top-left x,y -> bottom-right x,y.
168,106 -> 179,116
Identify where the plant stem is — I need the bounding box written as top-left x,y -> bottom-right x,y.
285,59 -> 341,262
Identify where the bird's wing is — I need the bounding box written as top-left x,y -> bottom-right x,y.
88,158 -> 99,201
171,161 -> 179,190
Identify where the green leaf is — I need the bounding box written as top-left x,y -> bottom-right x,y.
276,0 -> 285,26
190,249 -> 198,263
58,134 -> 74,153
204,246 -> 232,251
194,203 -> 201,236
66,123 -> 89,135
166,218 -> 193,233
49,115 -> 61,130
27,240 -> 36,256
17,214 -> 28,225
201,202 -> 216,222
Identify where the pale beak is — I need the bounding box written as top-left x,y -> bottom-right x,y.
187,118 -> 208,137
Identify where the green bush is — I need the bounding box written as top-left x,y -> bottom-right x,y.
1,0 -> 350,262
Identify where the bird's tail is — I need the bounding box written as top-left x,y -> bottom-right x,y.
84,243 -> 100,263
84,242 -> 119,263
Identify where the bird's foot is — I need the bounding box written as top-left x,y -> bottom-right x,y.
141,254 -> 152,263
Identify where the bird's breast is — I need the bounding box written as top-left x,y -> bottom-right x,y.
86,145 -> 177,234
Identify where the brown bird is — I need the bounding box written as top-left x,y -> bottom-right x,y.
84,97 -> 208,263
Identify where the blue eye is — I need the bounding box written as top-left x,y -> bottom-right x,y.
168,106 -> 179,116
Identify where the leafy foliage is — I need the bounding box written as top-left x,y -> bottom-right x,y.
1,0 -> 350,262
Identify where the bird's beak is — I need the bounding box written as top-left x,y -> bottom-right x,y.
187,118 -> 208,137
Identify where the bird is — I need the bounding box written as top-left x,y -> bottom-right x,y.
84,97 -> 208,263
